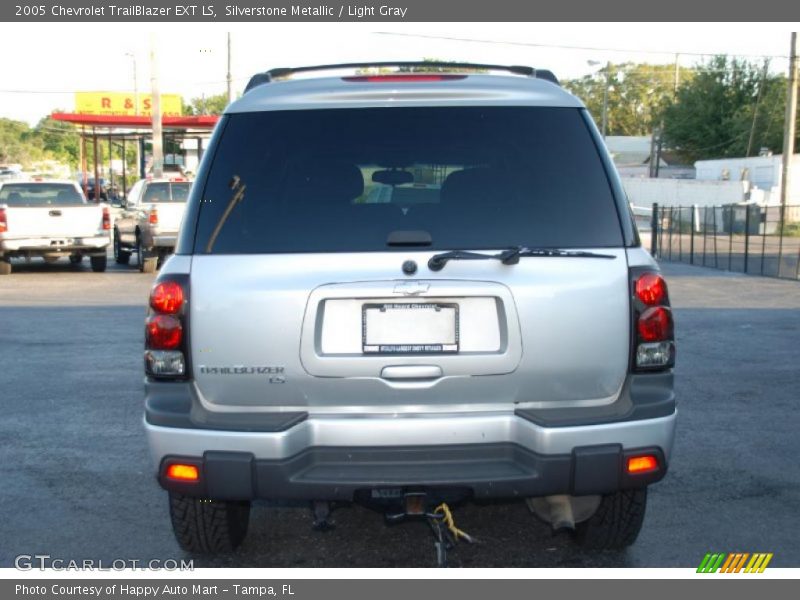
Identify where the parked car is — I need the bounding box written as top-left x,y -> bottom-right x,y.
113,177 -> 192,273
143,63 -> 676,557
0,180 -> 110,274
77,177 -> 109,202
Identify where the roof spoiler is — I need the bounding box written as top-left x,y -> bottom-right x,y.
244,62 -> 560,92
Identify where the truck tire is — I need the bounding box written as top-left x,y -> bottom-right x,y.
90,255 -> 107,272
141,256 -> 158,274
0,260 -> 11,275
137,235 -> 158,274
169,493 -> 251,554
572,488 -> 647,550
114,230 -> 131,265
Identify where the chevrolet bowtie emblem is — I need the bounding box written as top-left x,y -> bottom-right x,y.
393,282 -> 430,295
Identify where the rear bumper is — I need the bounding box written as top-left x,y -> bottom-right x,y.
146,410 -> 676,501
151,233 -> 177,248
155,442 -> 669,501
1,235 -> 109,254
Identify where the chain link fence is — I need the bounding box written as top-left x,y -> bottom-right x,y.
650,203 -> 800,280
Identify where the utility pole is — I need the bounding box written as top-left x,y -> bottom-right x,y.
601,61 -> 611,138
126,52 -> 141,179
150,34 -> 164,179
779,32 -> 798,210
746,60 -> 770,158
226,32 -> 233,105
778,32 -> 798,274
673,53 -> 680,94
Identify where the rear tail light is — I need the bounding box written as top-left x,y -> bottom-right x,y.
0,208 -> 7,233
145,278 -> 188,379
637,306 -> 673,342
632,270 -> 675,370
148,207 -> 158,225
146,314 -> 182,349
635,272 -> 667,306
150,281 -> 184,314
102,206 -> 111,231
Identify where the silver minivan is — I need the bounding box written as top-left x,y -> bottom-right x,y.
143,63 -> 676,557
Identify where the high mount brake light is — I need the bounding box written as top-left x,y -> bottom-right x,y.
342,74 -> 468,83
150,281 -> 184,314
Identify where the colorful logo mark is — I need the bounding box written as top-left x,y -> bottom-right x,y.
697,553 -> 773,573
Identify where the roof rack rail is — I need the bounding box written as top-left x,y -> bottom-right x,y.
244,62 -> 559,92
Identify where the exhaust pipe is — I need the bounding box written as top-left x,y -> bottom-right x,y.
526,494 -> 601,532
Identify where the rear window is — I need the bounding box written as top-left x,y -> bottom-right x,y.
0,183 -> 85,207
194,107 -> 622,254
142,182 -> 192,203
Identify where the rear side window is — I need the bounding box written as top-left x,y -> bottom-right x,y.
143,182 -> 192,203
0,183 -> 85,206
194,107 -> 622,254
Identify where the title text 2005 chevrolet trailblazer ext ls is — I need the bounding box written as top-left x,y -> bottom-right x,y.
143,63 -> 676,558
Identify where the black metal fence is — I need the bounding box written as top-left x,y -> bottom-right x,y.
650,203 -> 800,280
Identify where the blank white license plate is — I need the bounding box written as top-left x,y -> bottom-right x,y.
362,303 -> 459,354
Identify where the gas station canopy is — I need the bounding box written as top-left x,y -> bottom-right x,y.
51,112 -> 218,129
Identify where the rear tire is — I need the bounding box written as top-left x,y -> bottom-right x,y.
114,230 -> 131,265
168,493 -> 251,554
572,488 -> 647,550
90,255 -> 107,272
69,254 -> 83,265
0,260 -> 11,275
137,235 -> 157,274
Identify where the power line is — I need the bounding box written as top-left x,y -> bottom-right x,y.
374,32 -> 792,61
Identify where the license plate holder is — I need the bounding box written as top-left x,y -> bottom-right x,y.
362,302 -> 459,354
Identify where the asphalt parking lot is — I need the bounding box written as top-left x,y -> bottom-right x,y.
1,256 -> 799,568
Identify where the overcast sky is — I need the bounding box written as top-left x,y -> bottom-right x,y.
0,22 -> 797,125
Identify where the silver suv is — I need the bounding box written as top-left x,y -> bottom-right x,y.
144,63 -> 676,557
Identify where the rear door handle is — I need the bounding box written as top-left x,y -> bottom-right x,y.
380,365 -> 443,380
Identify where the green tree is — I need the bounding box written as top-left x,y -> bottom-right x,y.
661,55 -> 797,162
564,62 -> 692,136
183,92 -> 230,116
34,116 -> 80,166
0,118 -> 47,166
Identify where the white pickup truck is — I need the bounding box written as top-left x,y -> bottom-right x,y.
113,178 -> 192,273
0,181 -> 111,275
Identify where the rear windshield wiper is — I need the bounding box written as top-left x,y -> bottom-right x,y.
205,175 -> 246,253
427,246 -> 616,271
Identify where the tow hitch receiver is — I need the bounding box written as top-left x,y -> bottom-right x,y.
384,492 -> 477,567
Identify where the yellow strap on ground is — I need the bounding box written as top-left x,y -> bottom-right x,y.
434,503 -> 476,543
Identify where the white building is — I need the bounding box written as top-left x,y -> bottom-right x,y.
694,153 -> 800,205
